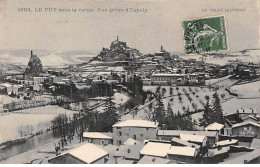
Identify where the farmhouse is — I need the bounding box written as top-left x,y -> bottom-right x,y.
167,146 -> 198,163
205,122 -> 224,135
83,132 -> 113,145
140,142 -> 171,158
231,121 -> 260,138
179,134 -> 207,147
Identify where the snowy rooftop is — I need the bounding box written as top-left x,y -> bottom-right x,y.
83,132 -> 112,139
157,130 -> 217,137
68,143 -> 108,164
213,139 -> 238,147
168,146 -> 196,157
137,155 -> 172,164
232,121 -> 260,128
140,142 -> 171,158
205,122 -> 224,131
171,137 -> 200,149
113,120 -> 158,128
180,134 -> 206,143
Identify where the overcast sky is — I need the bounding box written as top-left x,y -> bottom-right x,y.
0,0 -> 259,54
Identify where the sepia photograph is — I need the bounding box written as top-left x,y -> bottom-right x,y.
0,0 -> 259,164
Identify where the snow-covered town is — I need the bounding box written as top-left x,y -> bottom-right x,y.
0,36 -> 260,164
1,0 -> 260,165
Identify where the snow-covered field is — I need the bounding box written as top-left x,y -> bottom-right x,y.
222,98 -> 260,115
121,85 -> 231,121
180,49 -> 260,66
0,105 -> 77,144
230,81 -> 260,98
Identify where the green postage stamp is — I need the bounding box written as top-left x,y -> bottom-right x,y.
183,16 -> 228,54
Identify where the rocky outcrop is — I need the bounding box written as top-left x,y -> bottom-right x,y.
95,36 -> 142,61
24,50 -> 43,77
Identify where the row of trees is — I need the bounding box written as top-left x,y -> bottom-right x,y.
144,86 -> 224,130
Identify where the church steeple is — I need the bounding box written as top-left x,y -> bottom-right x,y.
160,45 -> 164,52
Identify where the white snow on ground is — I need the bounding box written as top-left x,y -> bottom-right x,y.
122,85 -> 231,121
180,49 -> 260,66
230,81 -> 260,98
222,98 -> 260,116
205,75 -> 232,85
0,95 -> 23,104
0,105 -> 77,144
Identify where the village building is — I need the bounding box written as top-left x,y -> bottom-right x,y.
171,137 -> 200,150
48,143 -> 109,164
212,139 -> 238,148
203,146 -> 230,164
179,134 -> 207,147
205,122 -> 224,135
112,120 -> 158,145
167,146 -> 198,163
237,108 -> 258,120
157,130 -> 218,146
137,155 -> 173,164
231,121 -> 260,138
140,142 -> 172,158
83,132 -> 113,145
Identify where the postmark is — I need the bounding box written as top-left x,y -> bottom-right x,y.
182,16 -> 228,55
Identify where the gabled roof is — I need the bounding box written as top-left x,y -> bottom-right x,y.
157,130 -> 217,138
168,146 -> 196,157
180,134 -> 206,143
83,132 -> 112,139
205,122 -> 224,131
232,121 -> 260,129
137,155 -> 172,164
171,137 -> 200,149
140,142 -> 171,158
49,143 -> 108,164
113,120 -> 158,128
69,143 -> 108,164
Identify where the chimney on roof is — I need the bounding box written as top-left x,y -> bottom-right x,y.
243,109 -> 245,113
31,50 -> 33,56
218,146 -> 222,150
152,158 -> 156,162
192,145 -> 195,148
229,138 -> 232,141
